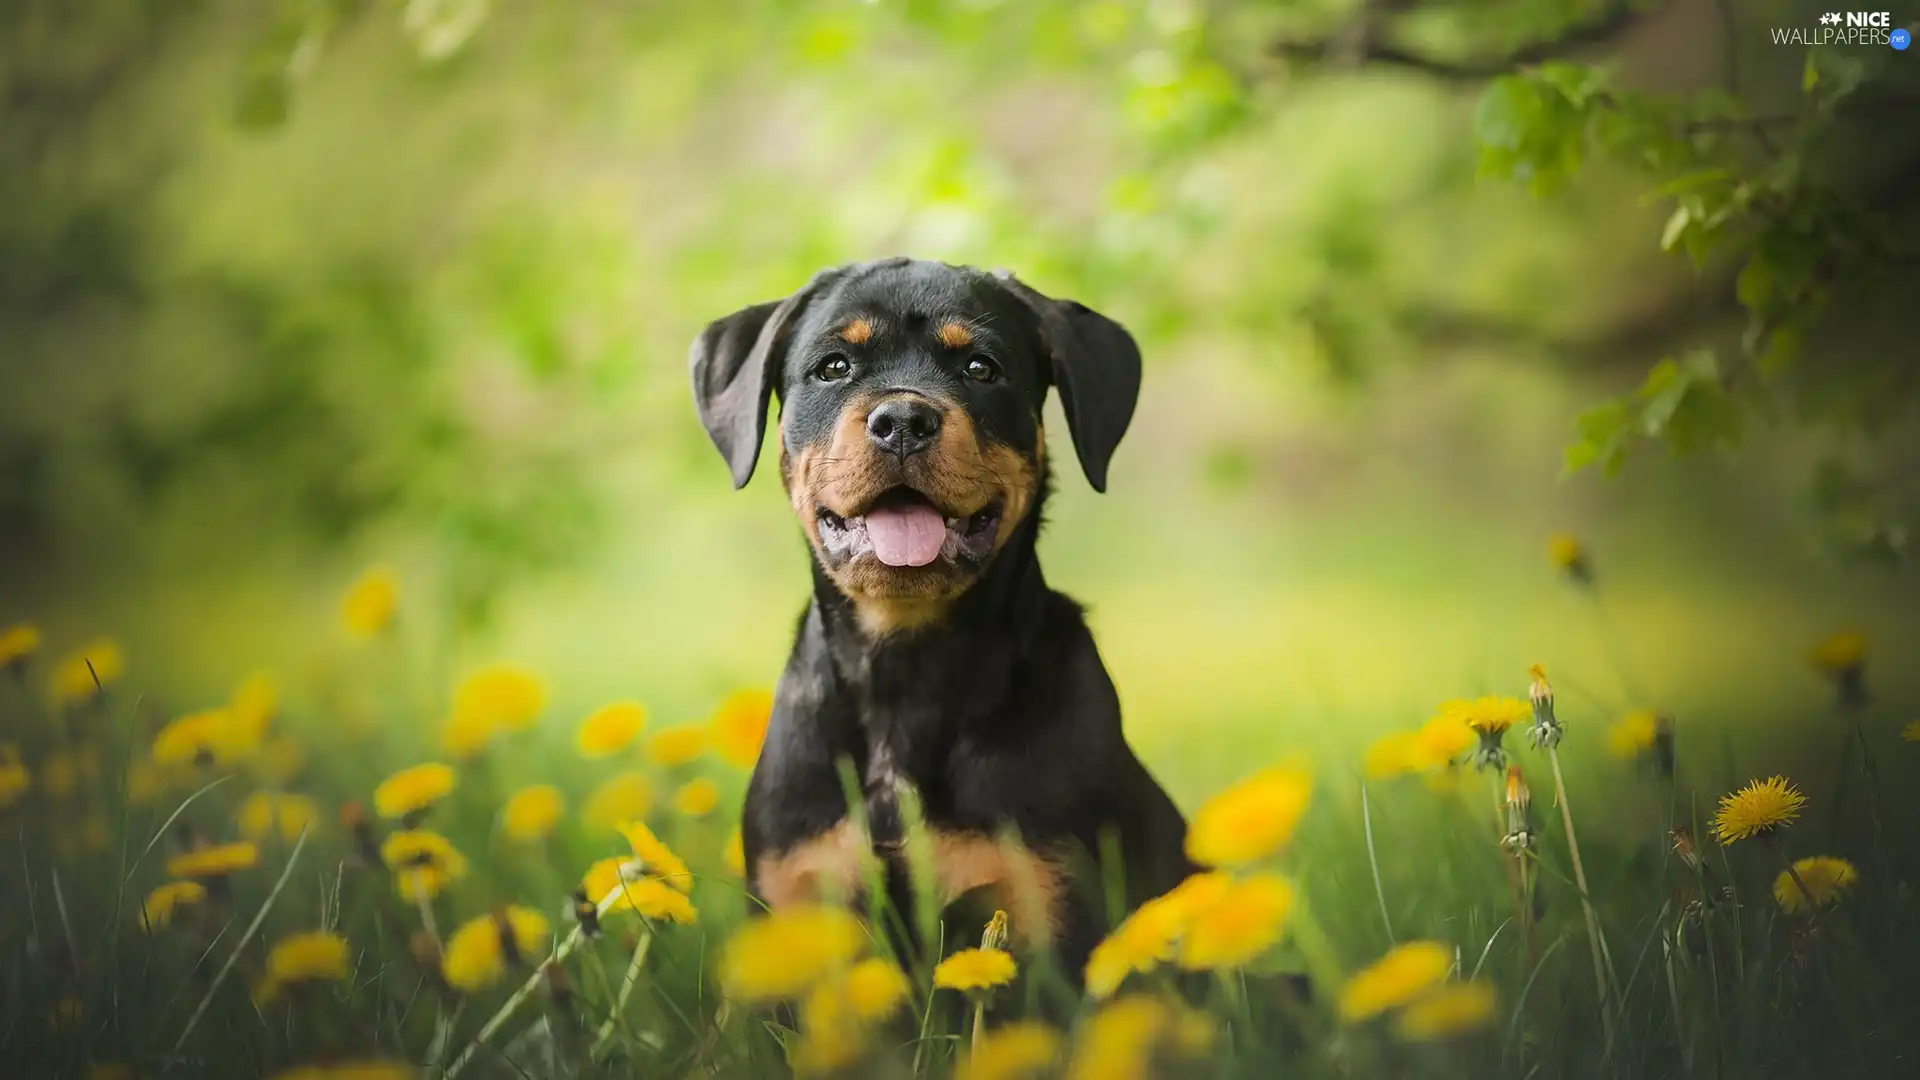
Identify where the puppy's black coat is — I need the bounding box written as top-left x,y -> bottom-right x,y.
690,258 -> 1192,982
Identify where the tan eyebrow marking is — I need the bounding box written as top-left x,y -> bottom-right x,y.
936,321 -> 974,348
839,318 -> 874,345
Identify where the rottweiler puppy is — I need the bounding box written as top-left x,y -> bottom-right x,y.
689,257 -> 1193,985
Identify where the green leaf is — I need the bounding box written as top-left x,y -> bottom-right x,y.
1656,169 -> 1733,200
1660,206 -> 1691,252
1564,398 -> 1635,476
1636,350 -> 1744,457
1802,51 -> 1819,93
1757,323 -> 1804,375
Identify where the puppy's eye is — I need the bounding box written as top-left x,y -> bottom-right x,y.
963,355 -> 1000,383
813,354 -> 852,382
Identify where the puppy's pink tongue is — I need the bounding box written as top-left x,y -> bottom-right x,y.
865,504 -> 946,567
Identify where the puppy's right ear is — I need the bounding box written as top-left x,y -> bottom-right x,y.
689,272 -> 838,489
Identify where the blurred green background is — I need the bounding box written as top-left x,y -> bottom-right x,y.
4,0 -> 1917,803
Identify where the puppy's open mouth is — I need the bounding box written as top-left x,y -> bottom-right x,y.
816,488 -> 1002,568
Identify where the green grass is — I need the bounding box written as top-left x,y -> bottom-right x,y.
3,561 -> 1917,1080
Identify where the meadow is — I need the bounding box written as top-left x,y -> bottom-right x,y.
5,2 -> 1919,1077
3,528 -> 1916,1080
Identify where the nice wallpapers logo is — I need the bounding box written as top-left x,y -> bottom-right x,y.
1771,11 -> 1913,47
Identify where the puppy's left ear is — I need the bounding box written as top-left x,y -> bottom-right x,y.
689,269 -> 841,489
996,274 -> 1142,492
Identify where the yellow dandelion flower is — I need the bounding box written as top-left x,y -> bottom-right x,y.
441,907 -> 550,993
1547,533 -> 1585,571
619,820 -> 694,891
1711,775 -> 1806,845
1414,711 -> 1474,766
1339,940 -> 1453,1021
140,880 -> 207,930
1606,710 -> 1660,759
341,566 -> 400,638
501,785 -> 564,842
1808,631 -> 1866,675
237,792 -> 320,844
49,638 -> 123,705
0,623 -> 41,669
581,857 -> 702,923
1083,873 -> 1226,998
1395,981 -> 1497,1040
228,671 -> 279,742
1066,995 -> 1210,1080
1451,696 -> 1530,735
960,1021 -> 1062,1080
724,829 -> 746,877
934,947 -> 1017,992
582,771 -> 653,830
673,777 -> 720,818
1903,721 -> 1920,743
710,688 -> 774,768
439,710 -> 494,760
380,830 -> 469,901
839,957 -> 911,1020
0,748 -> 28,809
576,701 -> 647,758
797,958 -> 912,1063
257,930 -> 352,1001
1363,731 -> 1421,779
166,841 -> 259,880
791,1020 -> 869,1077
1176,873 -> 1294,971
153,709 -> 256,769
646,725 -> 708,767
1184,765 -> 1312,868
719,904 -> 866,1002
451,665 -> 546,734
1773,855 -> 1858,913
373,763 -> 456,820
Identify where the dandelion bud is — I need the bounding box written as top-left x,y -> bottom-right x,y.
1669,826 -> 1699,870
1525,665 -> 1564,751
571,886 -> 602,939
981,909 -> 1010,952
1547,533 -> 1594,586
1501,767 -> 1535,853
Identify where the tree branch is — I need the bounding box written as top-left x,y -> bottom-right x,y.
1270,1 -> 1669,82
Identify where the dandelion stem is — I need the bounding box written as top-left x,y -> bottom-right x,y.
970,999 -> 986,1056
1359,783 -> 1395,944
174,826 -> 309,1054
592,926 -> 654,1051
413,891 -> 440,943
444,885 -> 628,1080
1547,747 -> 1615,1060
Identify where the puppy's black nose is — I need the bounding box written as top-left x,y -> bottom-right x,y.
866,397 -> 942,459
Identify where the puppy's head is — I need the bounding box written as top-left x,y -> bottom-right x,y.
690,259 -> 1140,632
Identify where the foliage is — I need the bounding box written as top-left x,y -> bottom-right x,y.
1470,40 -> 1915,561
